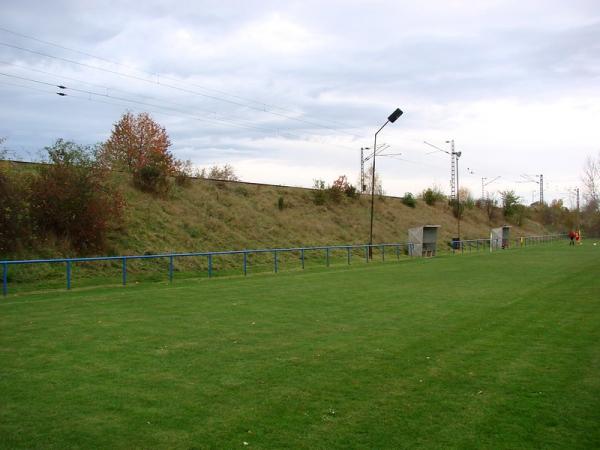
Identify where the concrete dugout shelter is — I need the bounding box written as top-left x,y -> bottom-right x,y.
491,226 -> 511,250
408,225 -> 440,257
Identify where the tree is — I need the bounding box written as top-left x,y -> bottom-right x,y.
581,152 -> 600,235
100,112 -> 176,193
500,190 -> 521,218
174,159 -> 194,186
582,153 -> 600,210
329,175 -> 358,201
478,196 -> 497,222
362,164 -> 383,196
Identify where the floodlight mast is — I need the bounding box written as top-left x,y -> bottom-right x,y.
369,108 -> 403,258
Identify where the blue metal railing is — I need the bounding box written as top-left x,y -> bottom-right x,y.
448,233 -> 567,254
0,233 -> 567,296
1,242 -> 414,296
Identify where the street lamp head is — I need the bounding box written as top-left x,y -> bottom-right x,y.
456,151 -> 462,158
387,108 -> 403,123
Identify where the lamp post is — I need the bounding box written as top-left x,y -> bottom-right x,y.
369,107 -> 403,258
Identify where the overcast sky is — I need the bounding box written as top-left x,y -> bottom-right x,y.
1,0 -> 599,205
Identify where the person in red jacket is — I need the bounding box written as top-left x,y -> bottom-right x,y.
569,230 -> 576,246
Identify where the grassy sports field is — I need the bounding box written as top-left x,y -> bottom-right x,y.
1,243 -> 599,448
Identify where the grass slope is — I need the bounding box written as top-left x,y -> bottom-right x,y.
116,176 -> 547,255
1,243 -> 598,448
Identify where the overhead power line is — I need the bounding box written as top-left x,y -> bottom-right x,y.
0,61 -> 293,132
0,36 -> 362,138
0,72 -> 358,151
0,25 -> 356,129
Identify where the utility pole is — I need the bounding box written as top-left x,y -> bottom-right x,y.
449,139 -> 457,200
360,145 -> 398,194
455,147 -> 461,239
360,147 -> 366,193
423,139 -> 462,239
539,174 -> 544,204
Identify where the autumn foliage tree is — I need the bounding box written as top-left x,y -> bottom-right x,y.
101,112 -> 177,194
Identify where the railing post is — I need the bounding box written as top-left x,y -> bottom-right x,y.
365,245 -> 369,263
3,262 -> 8,297
301,249 -> 305,269
274,251 -> 278,273
169,256 -> 174,283
347,247 -> 351,265
66,261 -> 71,290
208,254 -> 213,278
326,248 -> 330,267
122,258 -> 127,286
396,245 -> 400,260
243,252 -> 247,276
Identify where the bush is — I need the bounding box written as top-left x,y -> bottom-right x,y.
311,175 -> 358,205
464,196 -> 475,210
277,196 -> 285,210
133,162 -> 170,194
477,197 -> 497,222
0,162 -> 31,253
344,184 -> 359,199
402,192 -> 417,208
449,198 -> 464,219
29,139 -> 124,253
422,186 -> 445,206
174,159 -> 194,187
327,175 -> 348,204
234,186 -> 249,197
312,179 -> 327,205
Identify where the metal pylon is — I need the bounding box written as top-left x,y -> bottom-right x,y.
450,140 -> 456,200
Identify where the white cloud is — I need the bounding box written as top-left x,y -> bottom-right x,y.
1,0 -> 599,206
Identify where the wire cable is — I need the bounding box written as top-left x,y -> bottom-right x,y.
0,72 -> 359,151
0,39 -> 362,138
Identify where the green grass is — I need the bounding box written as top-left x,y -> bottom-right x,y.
1,244 -> 599,449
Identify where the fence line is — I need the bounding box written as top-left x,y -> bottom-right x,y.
1,234 -> 566,296
448,233 -> 567,254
